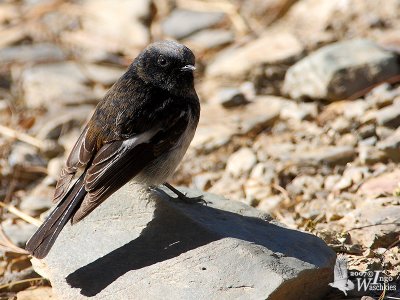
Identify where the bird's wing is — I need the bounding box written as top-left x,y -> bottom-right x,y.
70,110 -> 190,223
53,125 -> 97,203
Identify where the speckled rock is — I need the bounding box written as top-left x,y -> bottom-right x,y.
32,184 -> 335,300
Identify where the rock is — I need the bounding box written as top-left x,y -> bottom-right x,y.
211,88 -> 248,108
0,43 -> 65,64
339,197 -> 400,249
358,170 -> 400,198
8,143 -> 46,170
47,157 -> 64,180
359,146 -> 387,164
226,147 -> 257,177
280,102 -> 318,121
185,29 -> 234,50
16,287 -> 54,300
294,146 -> 356,166
366,83 -> 400,108
206,32 -> 303,80
64,0 -> 152,55
34,106 -> 93,140
376,104 -> 400,128
31,184 -> 335,300
283,39 -> 400,100
82,64 -> 125,86
358,124 -> 376,140
287,175 -> 324,201
237,0 -> 299,28
376,128 -> 400,161
162,9 -> 225,40
208,173 -> 246,201
257,195 -> 283,213
21,62 -> 97,108
2,220 -> 37,247
192,97 -> 281,152
20,183 -> 54,216
283,0 -> 339,47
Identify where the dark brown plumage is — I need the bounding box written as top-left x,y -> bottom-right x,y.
26,41 -> 200,259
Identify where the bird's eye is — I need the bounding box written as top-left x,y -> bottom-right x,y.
157,55 -> 168,67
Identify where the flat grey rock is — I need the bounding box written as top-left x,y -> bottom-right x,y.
283,39 -> 400,100
32,184 -> 335,300
162,9 -> 225,40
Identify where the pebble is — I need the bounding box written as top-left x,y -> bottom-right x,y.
2,220 -> 37,247
375,103 -> 400,128
0,43 -> 65,64
206,32 -> 303,79
21,62 -> 96,108
211,88 -> 248,108
162,9 -> 225,39
185,29 -> 234,50
226,147 -> 257,178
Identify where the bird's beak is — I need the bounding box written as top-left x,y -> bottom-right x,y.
181,65 -> 196,72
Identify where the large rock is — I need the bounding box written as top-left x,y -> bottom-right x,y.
283,39 -> 400,101
32,184 -> 335,300
206,32 -> 303,80
162,9 -> 225,40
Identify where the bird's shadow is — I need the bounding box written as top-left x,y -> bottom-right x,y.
66,189 -> 332,297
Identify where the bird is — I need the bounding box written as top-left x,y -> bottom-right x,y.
26,40 -> 201,259
329,254 -> 355,296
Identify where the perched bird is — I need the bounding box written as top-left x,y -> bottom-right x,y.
26,40 -> 201,259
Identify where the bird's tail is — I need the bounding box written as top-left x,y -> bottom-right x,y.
25,176 -> 86,259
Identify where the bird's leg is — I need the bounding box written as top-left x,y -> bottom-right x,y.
163,182 -> 206,204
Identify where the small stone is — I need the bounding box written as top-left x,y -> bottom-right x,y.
162,9 -> 225,39
358,124 -> 376,139
0,43 -> 65,64
359,136 -> 377,147
333,177 -> 352,191
207,32 -> 303,80
358,170 -> 400,197
35,106 -> 93,140
22,62 -> 97,108
192,97 -> 281,152
16,287 -> 54,300
8,143 -> 46,169
20,195 -> 52,217
185,29 -> 234,50
366,83 -> 400,108
226,147 -> 257,177
294,146 -> 356,166
329,116 -> 351,133
377,128 -> 400,161
287,175 -> 324,201
280,102 -> 318,121
65,0 -> 152,55
376,103 -> 400,128
283,39 -> 400,100
359,146 -> 387,164
191,173 -> 218,191
257,195 -> 283,213
47,157 -> 64,180
211,88 -> 248,108
2,220 -> 37,247
339,197 -> 400,248
324,175 -> 341,191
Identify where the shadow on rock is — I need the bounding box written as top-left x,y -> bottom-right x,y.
66,189 -> 330,297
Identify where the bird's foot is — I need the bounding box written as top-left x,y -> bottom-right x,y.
163,182 -> 207,205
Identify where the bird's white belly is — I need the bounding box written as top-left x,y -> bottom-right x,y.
133,117 -> 197,186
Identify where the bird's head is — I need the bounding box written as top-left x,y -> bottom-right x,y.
134,40 -> 196,95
